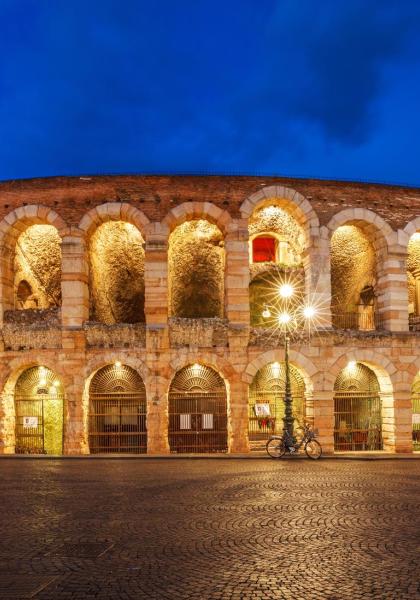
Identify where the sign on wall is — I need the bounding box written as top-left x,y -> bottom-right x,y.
254,403 -> 271,417
23,416 -> 38,428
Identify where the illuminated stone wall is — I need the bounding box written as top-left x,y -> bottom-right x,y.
330,225 -> 376,311
14,225 -> 61,309
89,221 -> 145,324
169,220 -> 224,318
407,233 -> 420,313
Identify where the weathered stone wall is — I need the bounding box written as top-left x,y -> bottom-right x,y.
331,225 -> 376,311
14,225 -> 61,309
169,220 -> 224,318
89,221 -> 145,324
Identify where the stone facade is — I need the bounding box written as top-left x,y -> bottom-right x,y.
0,175 -> 419,455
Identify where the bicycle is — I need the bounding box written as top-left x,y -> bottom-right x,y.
266,423 -> 322,459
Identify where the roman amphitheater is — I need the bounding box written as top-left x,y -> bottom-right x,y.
0,174 -> 419,455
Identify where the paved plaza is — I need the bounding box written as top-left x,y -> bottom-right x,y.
0,459 -> 419,599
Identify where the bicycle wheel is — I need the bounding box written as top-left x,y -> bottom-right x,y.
266,438 -> 286,458
305,439 -> 322,459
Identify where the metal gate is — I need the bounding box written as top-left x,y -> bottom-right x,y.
169,364 -> 227,453
89,364 -> 147,454
248,362 -> 305,444
15,366 -> 64,454
412,376 -> 420,451
334,363 -> 382,451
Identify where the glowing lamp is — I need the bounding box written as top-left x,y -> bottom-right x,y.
115,361 -> 122,368
303,306 -> 316,319
262,306 -> 271,319
278,312 -> 291,325
279,284 -> 294,298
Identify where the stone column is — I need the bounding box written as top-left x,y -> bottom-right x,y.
225,219 -> 250,348
377,247 -> 409,332
303,229 -> 332,328
63,370 -> 88,455
61,231 -> 89,351
312,389 -> 335,454
390,390 -> 413,453
0,245 -> 14,326
229,377 -> 250,453
144,223 -> 169,327
144,226 -> 170,454
0,389 -> 15,454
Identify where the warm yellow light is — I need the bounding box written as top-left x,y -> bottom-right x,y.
279,284 -> 294,298
262,306 -> 271,318
347,361 -> 357,371
303,306 -> 316,319
278,312 -> 291,325
115,361 -> 122,368
53,380 -> 60,387
39,379 -> 47,387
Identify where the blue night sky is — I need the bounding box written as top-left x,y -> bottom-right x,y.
1,1 -> 420,185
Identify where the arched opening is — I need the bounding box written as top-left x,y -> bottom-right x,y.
331,225 -> 378,330
88,363 -> 147,454
411,373 -> 420,451
334,362 -> 382,451
14,225 -> 62,310
407,232 -> 420,331
168,220 -> 225,318
248,205 -> 305,327
14,366 -> 64,454
248,362 -> 306,447
89,221 -> 145,324
168,364 -> 228,453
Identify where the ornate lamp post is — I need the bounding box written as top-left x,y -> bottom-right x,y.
264,283 -> 316,439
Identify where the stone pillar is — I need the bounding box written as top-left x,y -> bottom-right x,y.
0,245 -> 14,325
225,219 -> 250,326
312,389 -> 335,454
229,377 -> 250,453
144,223 -> 169,327
0,389 -> 15,454
63,371 -> 88,455
146,373 -> 170,455
61,231 -> 89,328
391,390 -> 413,453
225,219 -> 250,348
377,248 -> 409,332
304,229 -> 332,328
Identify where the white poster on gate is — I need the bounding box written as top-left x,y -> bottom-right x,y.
23,416 -> 38,428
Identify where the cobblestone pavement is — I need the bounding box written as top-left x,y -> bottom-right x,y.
0,460 -> 419,600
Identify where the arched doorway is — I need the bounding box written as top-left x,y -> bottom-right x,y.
88,364 -> 147,454
168,364 -> 228,453
412,374 -> 420,451
334,362 -> 382,451
248,362 -> 305,447
14,366 -> 64,454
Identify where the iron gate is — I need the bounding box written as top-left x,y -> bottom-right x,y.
412,376 -> 420,451
248,363 -> 305,444
169,365 -> 227,453
89,364 -> 147,454
334,363 -> 382,451
15,366 -> 64,454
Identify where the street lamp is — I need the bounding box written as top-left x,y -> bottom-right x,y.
263,284 -> 316,439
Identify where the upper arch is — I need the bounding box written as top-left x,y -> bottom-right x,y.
78,202 -> 150,239
240,185 -> 320,237
325,208 -> 397,250
0,205 -> 67,248
163,202 -> 232,236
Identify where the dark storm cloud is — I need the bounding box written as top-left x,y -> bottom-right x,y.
0,0 -> 419,182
